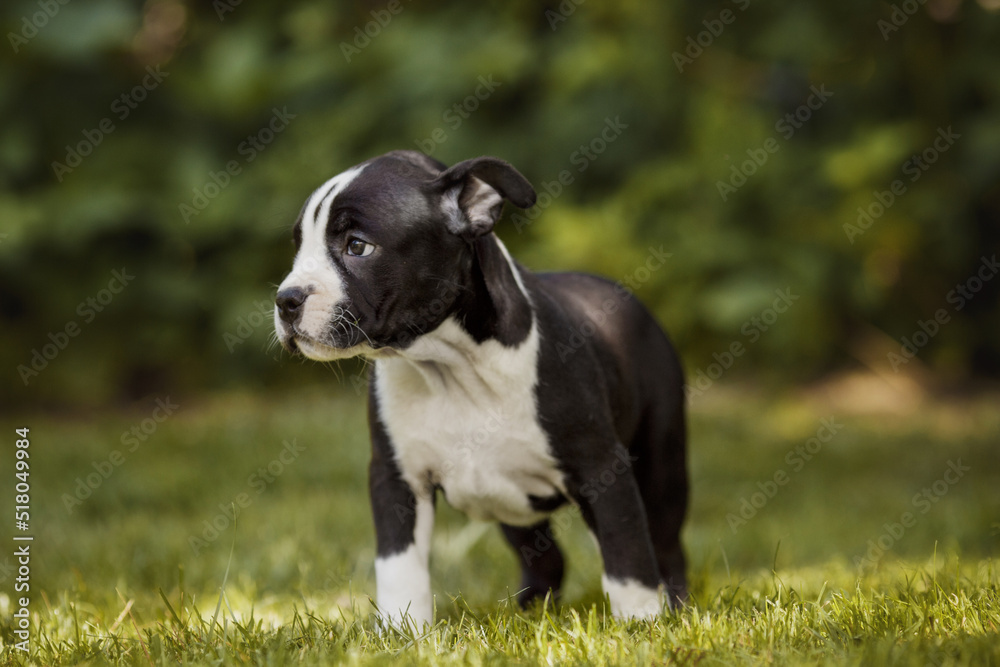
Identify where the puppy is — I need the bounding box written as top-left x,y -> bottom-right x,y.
274,150 -> 687,626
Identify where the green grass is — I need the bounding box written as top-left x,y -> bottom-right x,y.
1,383 -> 998,665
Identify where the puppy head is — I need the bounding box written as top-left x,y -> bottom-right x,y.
273,150 -> 536,361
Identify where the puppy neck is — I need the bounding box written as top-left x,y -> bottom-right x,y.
377,234 -> 535,393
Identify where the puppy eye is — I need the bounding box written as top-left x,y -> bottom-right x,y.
346,238 -> 374,257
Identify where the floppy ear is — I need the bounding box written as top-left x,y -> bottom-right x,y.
432,156 -> 537,238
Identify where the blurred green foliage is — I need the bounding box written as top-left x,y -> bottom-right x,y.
2,0 -> 999,407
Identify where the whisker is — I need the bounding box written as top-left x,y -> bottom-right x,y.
343,308 -> 375,348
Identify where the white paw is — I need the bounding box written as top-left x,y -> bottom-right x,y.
602,575 -> 664,619
375,545 -> 433,630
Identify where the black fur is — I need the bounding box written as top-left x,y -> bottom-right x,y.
280,150 -> 688,611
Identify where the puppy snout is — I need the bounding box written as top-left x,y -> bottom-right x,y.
276,287 -> 308,324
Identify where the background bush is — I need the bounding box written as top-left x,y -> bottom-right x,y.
2,0 -> 999,407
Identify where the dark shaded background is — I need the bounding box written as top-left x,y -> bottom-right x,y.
2,0 -> 999,408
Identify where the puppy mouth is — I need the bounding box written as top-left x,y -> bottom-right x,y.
285,327 -> 332,354
282,326 -> 381,361
281,334 -> 300,354
295,336 -> 337,358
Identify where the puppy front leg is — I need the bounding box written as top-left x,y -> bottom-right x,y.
574,444 -> 664,619
369,443 -> 435,629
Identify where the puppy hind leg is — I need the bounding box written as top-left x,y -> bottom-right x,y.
500,520 -> 565,608
631,407 -> 689,608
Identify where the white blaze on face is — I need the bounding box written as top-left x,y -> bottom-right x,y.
274,165 -> 366,348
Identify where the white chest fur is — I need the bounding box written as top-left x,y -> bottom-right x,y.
374,317 -> 564,526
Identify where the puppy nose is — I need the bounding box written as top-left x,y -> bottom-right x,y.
276,287 -> 307,324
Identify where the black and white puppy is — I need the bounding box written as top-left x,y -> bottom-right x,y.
273,150 -> 688,627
